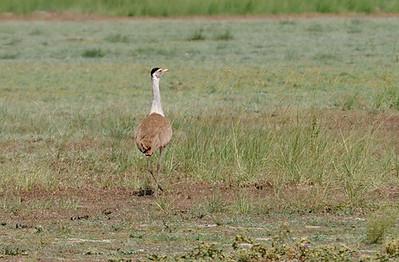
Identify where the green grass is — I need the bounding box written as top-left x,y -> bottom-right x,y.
2,0 -> 399,16
0,17 -> 398,202
187,28 -> 206,41
0,17 -> 398,260
81,48 -> 106,58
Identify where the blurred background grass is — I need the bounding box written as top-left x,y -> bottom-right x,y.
1,0 -> 399,16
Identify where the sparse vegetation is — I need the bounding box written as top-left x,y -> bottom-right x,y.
214,29 -> 234,41
385,239 -> 399,257
0,53 -> 18,59
151,235 -> 399,261
0,17 -> 398,260
81,48 -> 106,58
188,28 -> 206,41
2,247 -> 27,256
104,34 -> 129,43
366,209 -> 397,244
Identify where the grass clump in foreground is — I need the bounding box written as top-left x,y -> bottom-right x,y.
366,209 -> 397,244
150,235 -> 399,261
385,239 -> 399,258
1,0 -> 399,16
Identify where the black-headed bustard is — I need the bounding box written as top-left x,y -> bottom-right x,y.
134,67 -> 172,195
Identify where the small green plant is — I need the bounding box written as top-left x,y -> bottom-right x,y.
279,20 -> 296,25
366,211 -> 396,244
129,232 -> 144,239
374,86 -> 399,111
385,239 -> 399,257
57,224 -> 72,235
104,34 -> 129,43
188,28 -> 205,41
180,242 -> 225,260
340,94 -> 360,111
154,196 -> 175,217
29,28 -> 42,35
347,26 -> 362,34
314,52 -> 339,63
214,29 -> 233,41
2,246 -> 27,256
232,192 -> 252,215
285,49 -> 299,61
4,38 -> 21,46
152,235 -> 356,261
205,193 -> 226,214
0,53 -> 18,59
306,24 -> 323,33
81,48 -> 105,58
0,196 -> 22,214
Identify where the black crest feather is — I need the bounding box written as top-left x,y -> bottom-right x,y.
150,67 -> 160,77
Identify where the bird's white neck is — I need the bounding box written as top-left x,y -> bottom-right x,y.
150,77 -> 164,116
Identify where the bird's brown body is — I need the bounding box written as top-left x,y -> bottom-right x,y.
135,113 -> 172,157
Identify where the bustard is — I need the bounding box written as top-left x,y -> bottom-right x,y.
134,67 -> 172,195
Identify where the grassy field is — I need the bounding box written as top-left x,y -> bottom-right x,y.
1,0 -> 399,16
0,16 -> 399,260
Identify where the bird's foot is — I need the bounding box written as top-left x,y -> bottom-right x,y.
157,184 -> 164,192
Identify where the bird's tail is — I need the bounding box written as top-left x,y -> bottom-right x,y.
139,142 -> 153,156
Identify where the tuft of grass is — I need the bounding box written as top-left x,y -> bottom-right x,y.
232,191 -> 252,214
1,246 -> 27,256
385,239 -> 399,257
306,23 -> 324,33
104,33 -> 129,43
347,26 -> 362,34
3,38 -> 21,46
214,29 -> 234,41
313,52 -> 340,63
285,49 -> 299,61
0,53 -> 18,59
81,48 -> 106,58
188,28 -> 206,41
279,20 -> 296,25
374,86 -> 399,111
366,210 -> 397,244
205,193 -> 226,214
335,94 -> 362,111
154,196 -> 175,216
154,236 -> 358,260
29,28 -> 42,35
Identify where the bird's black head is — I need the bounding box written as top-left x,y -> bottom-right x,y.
150,67 -> 160,77
150,67 -> 169,79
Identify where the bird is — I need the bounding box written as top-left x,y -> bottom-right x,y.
134,67 -> 172,195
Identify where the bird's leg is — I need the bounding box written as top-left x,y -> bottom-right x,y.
155,147 -> 165,192
146,155 -> 163,196
146,157 -> 155,192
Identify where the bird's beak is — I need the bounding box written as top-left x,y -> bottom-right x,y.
161,68 -> 169,73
